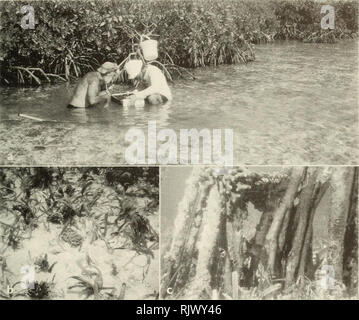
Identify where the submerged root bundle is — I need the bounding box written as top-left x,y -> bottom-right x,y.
185,183 -> 222,299
161,168 -> 213,298
162,167 -> 358,300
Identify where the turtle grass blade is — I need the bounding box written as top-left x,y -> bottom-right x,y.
48,262 -> 57,273
69,276 -> 93,287
68,284 -> 88,290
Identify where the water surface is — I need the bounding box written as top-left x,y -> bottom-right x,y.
0,40 -> 357,164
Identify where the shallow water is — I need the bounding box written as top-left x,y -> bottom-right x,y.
0,40 -> 358,164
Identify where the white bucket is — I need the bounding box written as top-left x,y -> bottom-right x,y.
140,37 -> 158,61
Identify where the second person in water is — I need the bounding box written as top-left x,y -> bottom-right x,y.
124,60 -> 172,105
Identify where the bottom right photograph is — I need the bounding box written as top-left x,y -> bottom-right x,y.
160,166 -> 358,300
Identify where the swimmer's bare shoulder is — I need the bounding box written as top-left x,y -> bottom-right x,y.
69,71 -> 103,108
72,71 -> 100,91
85,71 -> 101,83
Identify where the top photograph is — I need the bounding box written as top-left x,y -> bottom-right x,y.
0,0 -> 357,166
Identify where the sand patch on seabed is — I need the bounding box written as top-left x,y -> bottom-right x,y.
0,119 -> 358,165
0,120 -> 128,165
0,214 -> 159,300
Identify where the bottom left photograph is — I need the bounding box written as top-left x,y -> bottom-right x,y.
0,167 -> 159,300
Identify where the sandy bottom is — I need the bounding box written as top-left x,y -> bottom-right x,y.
1,119 -> 357,165
0,213 -> 159,300
0,120 -> 128,165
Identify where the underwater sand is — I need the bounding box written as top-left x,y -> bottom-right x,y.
0,214 -> 158,300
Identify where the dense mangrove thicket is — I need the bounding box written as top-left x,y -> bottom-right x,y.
0,0 -> 357,85
161,167 -> 358,299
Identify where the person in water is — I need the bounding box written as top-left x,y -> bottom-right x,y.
67,62 -> 118,108
124,60 -> 172,105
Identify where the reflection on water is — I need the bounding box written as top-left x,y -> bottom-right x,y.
0,40 -> 357,163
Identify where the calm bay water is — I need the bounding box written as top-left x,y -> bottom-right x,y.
0,40 -> 357,164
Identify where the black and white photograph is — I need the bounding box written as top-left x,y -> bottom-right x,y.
0,0 -> 357,165
0,167 -> 159,300
0,0 -> 358,306
161,166 -> 358,300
